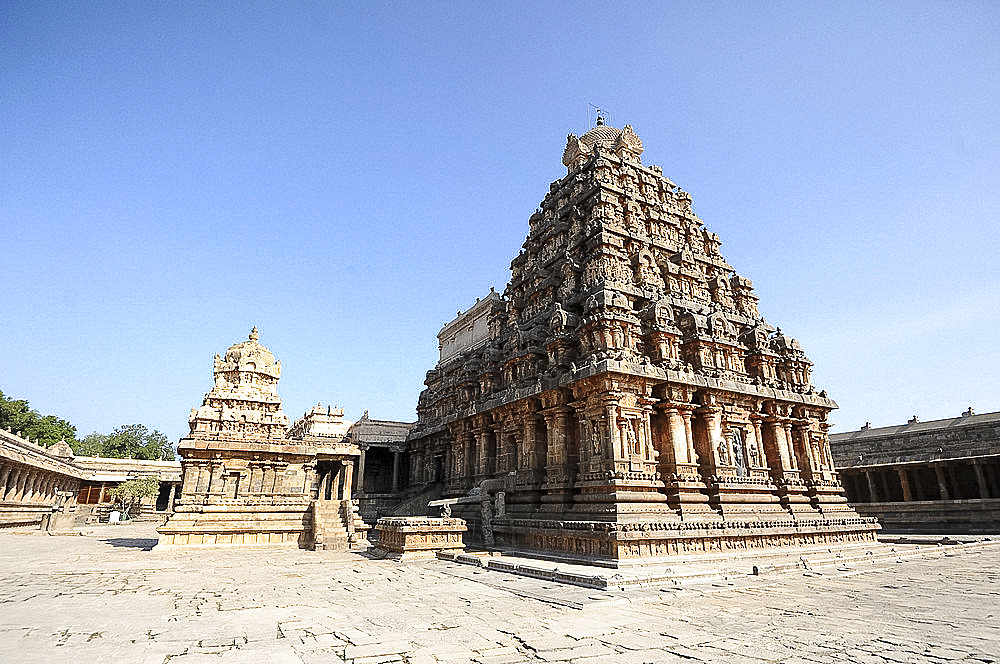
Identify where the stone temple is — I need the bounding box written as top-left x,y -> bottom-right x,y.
406,119 -> 878,565
157,327 -> 409,549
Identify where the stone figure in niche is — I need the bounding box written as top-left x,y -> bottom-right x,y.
717,436 -> 730,466
747,437 -> 760,468
580,419 -> 592,455
731,430 -> 747,477
625,420 -> 638,456
591,420 -> 603,456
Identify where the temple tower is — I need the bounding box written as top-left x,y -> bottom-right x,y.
407,119 -> 876,564
158,328 -> 354,549
188,326 -> 290,442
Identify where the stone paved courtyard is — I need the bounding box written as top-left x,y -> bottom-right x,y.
0,524 -> 997,664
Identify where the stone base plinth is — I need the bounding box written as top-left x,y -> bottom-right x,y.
487,515 -> 880,568
154,502 -> 312,549
374,517 -> 467,561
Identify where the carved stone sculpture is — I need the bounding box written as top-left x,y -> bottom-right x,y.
406,119 -> 876,565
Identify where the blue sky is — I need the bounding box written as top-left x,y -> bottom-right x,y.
2,2 -> 998,444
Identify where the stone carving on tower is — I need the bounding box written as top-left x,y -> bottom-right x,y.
187,327 -> 290,441
407,118 -> 877,564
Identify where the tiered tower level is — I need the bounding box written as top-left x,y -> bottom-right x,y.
188,326 -> 289,441
408,120 -> 877,565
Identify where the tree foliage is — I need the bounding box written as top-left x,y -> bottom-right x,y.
0,389 -> 174,460
108,476 -> 160,520
0,389 -> 78,447
79,424 -> 175,460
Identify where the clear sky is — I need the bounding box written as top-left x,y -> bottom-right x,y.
2,2 -> 998,445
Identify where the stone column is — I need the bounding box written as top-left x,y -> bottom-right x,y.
342,461 -> 354,501
16,471 -> 29,503
783,423 -> 798,470
195,464 -> 208,494
209,463 -> 225,496
261,465 -> 274,496
248,465 -> 262,494
744,419 -> 761,470
973,461 -> 989,499
600,403 -> 617,461
191,463 -> 205,493
702,406 -> 725,470
392,451 -> 401,493
681,409 -> 696,464
522,410 -> 544,481
0,463 -> 11,500
792,424 -> 814,480
166,483 -> 177,512
897,468 -> 912,502
21,470 -> 36,502
542,406 -> 570,490
24,473 -> 37,502
767,419 -> 793,473
5,467 -> 20,501
934,463 -> 950,500
865,470 -> 880,502
15,468 -> 28,502
335,463 -> 345,499
664,408 -> 688,466
357,447 -> 367,495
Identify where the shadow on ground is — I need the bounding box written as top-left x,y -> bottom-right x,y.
99,537 -> 158,551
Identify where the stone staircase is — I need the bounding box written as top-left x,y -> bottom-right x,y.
391,482 -> 443,517
311,500 -> 351,551
311,499 -> 370,551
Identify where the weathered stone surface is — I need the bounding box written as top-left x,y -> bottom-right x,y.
406,119 -> 877,564
0,522 -> 997,664
374,516 -> 467,560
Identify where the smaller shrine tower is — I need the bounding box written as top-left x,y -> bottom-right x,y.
157,327 -> 365,549
187,326 -> 289,442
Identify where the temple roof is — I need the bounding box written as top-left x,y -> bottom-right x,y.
215,326 -> 281,379
562,118 -> 644,168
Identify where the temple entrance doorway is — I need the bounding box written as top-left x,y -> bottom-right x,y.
316,460 -> 347,501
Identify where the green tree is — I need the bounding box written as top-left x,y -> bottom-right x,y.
108,476 -> 161,520
0,389 -> 78,447
75,432 -> 108,457
101,424 -> 175,461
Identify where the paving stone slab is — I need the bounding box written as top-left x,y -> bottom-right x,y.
0,524 -> 997,664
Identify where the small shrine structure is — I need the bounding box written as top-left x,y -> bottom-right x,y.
157,328 -> 370,549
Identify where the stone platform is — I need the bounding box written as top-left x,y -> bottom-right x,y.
373,516 -> 467,561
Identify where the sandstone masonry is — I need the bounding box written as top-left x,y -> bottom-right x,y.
406,119 -> 878,565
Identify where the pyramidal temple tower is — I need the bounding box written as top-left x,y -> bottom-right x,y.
158,328 -> 369,549
188,326 -> 290,442
406,119 -> 877,565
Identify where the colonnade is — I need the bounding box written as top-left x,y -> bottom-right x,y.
180,460 -> 290,501
0,459 -> 75,505
843,457 -> 1000,503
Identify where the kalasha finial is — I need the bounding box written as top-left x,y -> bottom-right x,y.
249,326 -> 259,342
596,115 -> 605,126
